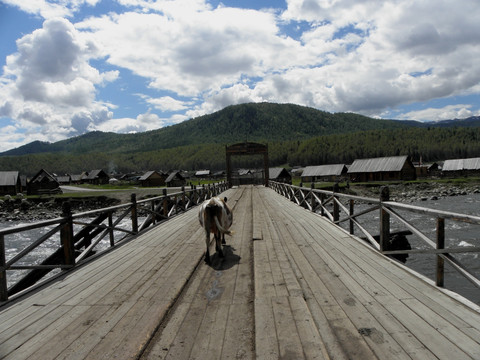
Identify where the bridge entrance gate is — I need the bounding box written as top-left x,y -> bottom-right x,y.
226,142 -> 269,187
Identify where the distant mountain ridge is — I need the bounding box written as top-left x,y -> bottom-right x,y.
0,103 -> 405,156
1,103 -> 479,157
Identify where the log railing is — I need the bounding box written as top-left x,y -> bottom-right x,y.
269,181 -> 480,291
0,182 -> 228,302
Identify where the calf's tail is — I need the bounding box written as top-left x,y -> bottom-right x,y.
214,215 -> 233,236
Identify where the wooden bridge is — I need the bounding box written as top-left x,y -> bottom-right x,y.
1,185 -> 480,359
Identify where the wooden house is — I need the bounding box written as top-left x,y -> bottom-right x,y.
0,171 -> 22,195
301,164 -> 348,183
442,157 -> 480,177
84,169 -> 109,185
348,156 -> 416,182
165,171 -> 186,187
195,170 -> 211,178
55,175 -> 71,185
234,169 -> 264,185
28,169 -> 61,195
269,167 -> 292,184
212,170 -> 226,179
139,171 -> 166,187
70,173 -> 87,184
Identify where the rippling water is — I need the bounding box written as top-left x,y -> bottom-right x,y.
403,194 -> 480,304
1,216 -> 138,289
1,195 -> 480,304
335,193 -> 480,305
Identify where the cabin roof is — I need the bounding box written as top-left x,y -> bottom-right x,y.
165,171 -> 184,182
269,167 -> 290,179
195,170 -> 210,176
302,164 -> 347,177
348,156 -> 409,173
443,157 -> 480,171
139,170 -> 165,180
30,169 -> 58,183
56,175 -> 71,183
86,169 -> 108,180
70,174 -> 85,182
0,171 -> 19,186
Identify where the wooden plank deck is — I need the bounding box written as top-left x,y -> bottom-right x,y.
1,185 -> 480,359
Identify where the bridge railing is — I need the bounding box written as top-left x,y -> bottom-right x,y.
269,181 -> 480,292
0,182 -> 228,302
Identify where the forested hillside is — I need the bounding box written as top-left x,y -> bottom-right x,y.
1,103 -> 480,176
1,126 -> 479,177
1,103 -> 410,156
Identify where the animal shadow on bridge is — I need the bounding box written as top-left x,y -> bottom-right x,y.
208,245 -> 241,271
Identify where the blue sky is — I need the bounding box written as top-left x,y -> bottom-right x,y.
1,0 -> 480,152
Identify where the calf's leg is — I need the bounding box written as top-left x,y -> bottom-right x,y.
215,231 -> 224,258
204,230 -> 211,264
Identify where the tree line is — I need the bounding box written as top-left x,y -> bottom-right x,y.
1,126 -> 479,177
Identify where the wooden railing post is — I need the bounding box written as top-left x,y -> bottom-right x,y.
436,217 -> 445,287
379,186 -> 390,252
151,199 -> 156,225
333,185 -> 339,222
182,186 -> 186,211
349,199 -> 354,235
60,202 -> 75,267
163,189 -> 168,218
320,193 -> 325,217
108,212 -> 114,247
310,183 -> 315,212
131,194 -> 138,234
0,234 -> 7,301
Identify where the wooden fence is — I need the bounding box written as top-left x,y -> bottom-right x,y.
0,182 -> 228,302
269,181 -> 480,291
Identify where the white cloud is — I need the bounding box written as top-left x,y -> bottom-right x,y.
397,104 -> 478,122
76,6 -> 305,97
273,0 -> 480,117
94,111 -> 166,133
0,17 -> 117,139
2,0 -> 480,152
2,0 -> 102,19
187,83 -> 264,118
146,96 -> 190,112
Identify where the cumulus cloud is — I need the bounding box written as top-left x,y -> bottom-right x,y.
146,96 -> 190,112
0,17 -> 118,140
94,110 -> 166,133
2,0 -> 480,151
398,105 -> 478,122
2,0 -> 101,19
76,6 -> 304,97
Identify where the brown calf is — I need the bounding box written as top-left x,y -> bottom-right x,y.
198,196 -> 233,264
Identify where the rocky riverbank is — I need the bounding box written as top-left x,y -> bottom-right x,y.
0,195 -> 120,222
349,181 -> 480,202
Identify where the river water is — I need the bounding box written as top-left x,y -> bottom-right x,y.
335,193 -> 480,305
1,216 -> 139,290
1,194 -> 480,304
402,193 -> 480,304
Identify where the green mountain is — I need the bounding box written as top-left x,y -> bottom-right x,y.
1,103 -> 480,177
1,103 -> 410,156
